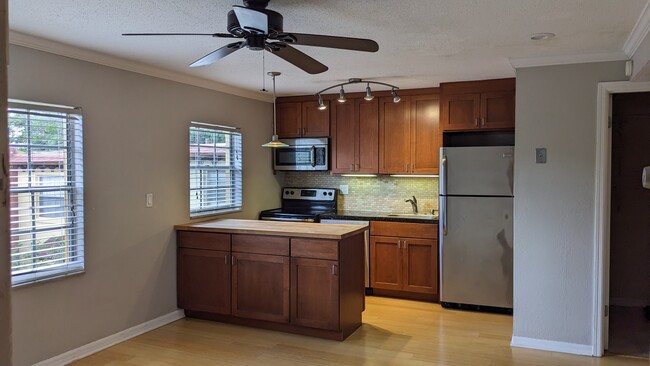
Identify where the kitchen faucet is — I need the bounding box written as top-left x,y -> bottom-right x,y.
405,196 -> 418,214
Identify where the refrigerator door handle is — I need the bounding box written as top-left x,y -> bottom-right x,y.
441,195 -> 448,236
440,153 -> 447,195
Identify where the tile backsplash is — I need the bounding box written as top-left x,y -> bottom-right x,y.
283,172 -> 439,214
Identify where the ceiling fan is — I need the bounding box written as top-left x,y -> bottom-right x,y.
123,0 -> 379,74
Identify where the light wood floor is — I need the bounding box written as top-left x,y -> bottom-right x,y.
73,296 -> 647,366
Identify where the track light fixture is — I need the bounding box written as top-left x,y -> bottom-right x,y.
313,78 -> 400,110
317,94 -> 327,110
364,83 -> 374,101
391,88 -> 401,103
337,86 -> 346,103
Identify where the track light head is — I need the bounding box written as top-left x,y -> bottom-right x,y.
364,84 -> 374,101
392,88 -> 401,103
318,94 -> 327,110
337,86 -> 346,103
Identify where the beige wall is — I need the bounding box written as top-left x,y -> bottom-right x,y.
631,29 -> 650,81
8,45 -> 281,366
513,61 -> 627,349
1,1 -> 12,365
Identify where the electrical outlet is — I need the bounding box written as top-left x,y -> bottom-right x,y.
146,193 -> 153,208
536,148 -> 547,164
339,185 -> 349,195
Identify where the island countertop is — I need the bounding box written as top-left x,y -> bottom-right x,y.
174,219 -> 368,240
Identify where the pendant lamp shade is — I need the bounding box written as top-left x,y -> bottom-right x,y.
262,71 -> 289,148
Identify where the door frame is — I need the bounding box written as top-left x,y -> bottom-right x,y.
593,80 -> 650,356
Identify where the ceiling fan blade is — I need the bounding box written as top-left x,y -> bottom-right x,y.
233,5 -> 268,34
281,33 -> 379,52
269,43 -> 328,74
122,32 -> 236,38
190,42 -> 243,67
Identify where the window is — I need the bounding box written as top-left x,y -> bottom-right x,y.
8,100 -> 84,286
189,122 -> 242,217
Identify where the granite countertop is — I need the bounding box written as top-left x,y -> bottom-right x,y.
175,219 -> 368,240
321,210 -> 439,224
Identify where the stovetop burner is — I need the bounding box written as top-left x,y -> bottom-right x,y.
259,187 -> 338,223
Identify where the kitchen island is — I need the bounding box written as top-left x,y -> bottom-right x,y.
174,219 -> 368,341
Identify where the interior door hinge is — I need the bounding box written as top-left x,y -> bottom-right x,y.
604,305 -> 609,317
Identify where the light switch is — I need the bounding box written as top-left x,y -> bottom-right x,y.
536,148 -> 547,164
146,193 -> 153,208
339,185 -> 349,195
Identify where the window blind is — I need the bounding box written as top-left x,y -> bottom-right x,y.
189,123 -> 242,217
7,101 -> 85,286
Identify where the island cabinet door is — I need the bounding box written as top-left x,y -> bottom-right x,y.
370,236 -> 402,290
177,248 -> 231,315
231,253 -> 290,323
290,258 -> 339,330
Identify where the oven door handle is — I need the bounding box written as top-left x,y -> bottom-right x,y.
260,216 -> 315,223
310,145 -> 316,167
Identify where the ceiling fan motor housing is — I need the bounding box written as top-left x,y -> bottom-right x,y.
227,8 -> 283,38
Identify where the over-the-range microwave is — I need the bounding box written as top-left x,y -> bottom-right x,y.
273,138 -> 329,171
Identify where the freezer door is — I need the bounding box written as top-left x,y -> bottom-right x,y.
439,196 -> 513,308
440,146 -> 514,196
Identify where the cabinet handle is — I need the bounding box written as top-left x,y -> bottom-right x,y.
231,255 -> 236,266
355,163 -> 360,171
225,254 -> 228,265
481,117 -> 486,126
331,264 -> 338,276
297,128 -> 301,135
403,240 -> 407,249
397,240 -> 401,249
475,117 -> 479,126
405,164 -> 408,172
302,127 -> 306,135
349,164 -> 354,172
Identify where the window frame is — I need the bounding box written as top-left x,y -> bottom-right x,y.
189,122 -> 243,218
7,100 -> 85,287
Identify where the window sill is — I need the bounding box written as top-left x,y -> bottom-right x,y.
190,207 -> 242,220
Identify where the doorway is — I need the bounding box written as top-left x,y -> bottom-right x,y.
607,92 -> 650,357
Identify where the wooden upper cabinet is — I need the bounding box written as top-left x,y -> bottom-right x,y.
441,93 -> 481,131
276,101 -> 329,138
302,101 -> 330,137
411,95 -> 440,174
276,102 -> 302,138
330,101 -> 357,174
379,94 -> 440,174
441,78 -> 515,132
379,96 -> 412,174
330,98 -> 379,174
480,91 -> 515,129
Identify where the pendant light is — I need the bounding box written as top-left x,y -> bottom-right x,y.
262,71 -> 289,148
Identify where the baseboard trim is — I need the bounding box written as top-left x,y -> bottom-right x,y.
511,336 -> 594,356
33,309 -> 185,366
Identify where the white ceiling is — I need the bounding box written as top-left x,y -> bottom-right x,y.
8,0 -> 649,99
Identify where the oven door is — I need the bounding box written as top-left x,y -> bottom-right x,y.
273,140 -> 328,171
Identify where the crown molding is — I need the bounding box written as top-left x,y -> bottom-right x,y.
509,51 -> 628,69
8,31 -> 273,103
623,0 -> 650,57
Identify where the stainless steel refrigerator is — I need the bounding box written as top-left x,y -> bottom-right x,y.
439,146 -> 514,309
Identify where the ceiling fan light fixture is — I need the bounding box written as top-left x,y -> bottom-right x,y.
392,88 -> 401,103
262,71 -> 289,148
337,87 -> 346,103
318,94 -> 327,110
364,84 -> 374,101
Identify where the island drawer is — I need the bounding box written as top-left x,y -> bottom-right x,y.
370,221 -> 438,239
291,238 -> 338,260
232,234 -> 290,256
177,231 -> 230,251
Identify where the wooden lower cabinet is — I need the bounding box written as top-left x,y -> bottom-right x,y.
232,252 -> 290,323
177,248 -> 231,314
291,258 -> 339,330
370,221 -> 438,300
176,229 -> 365,341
